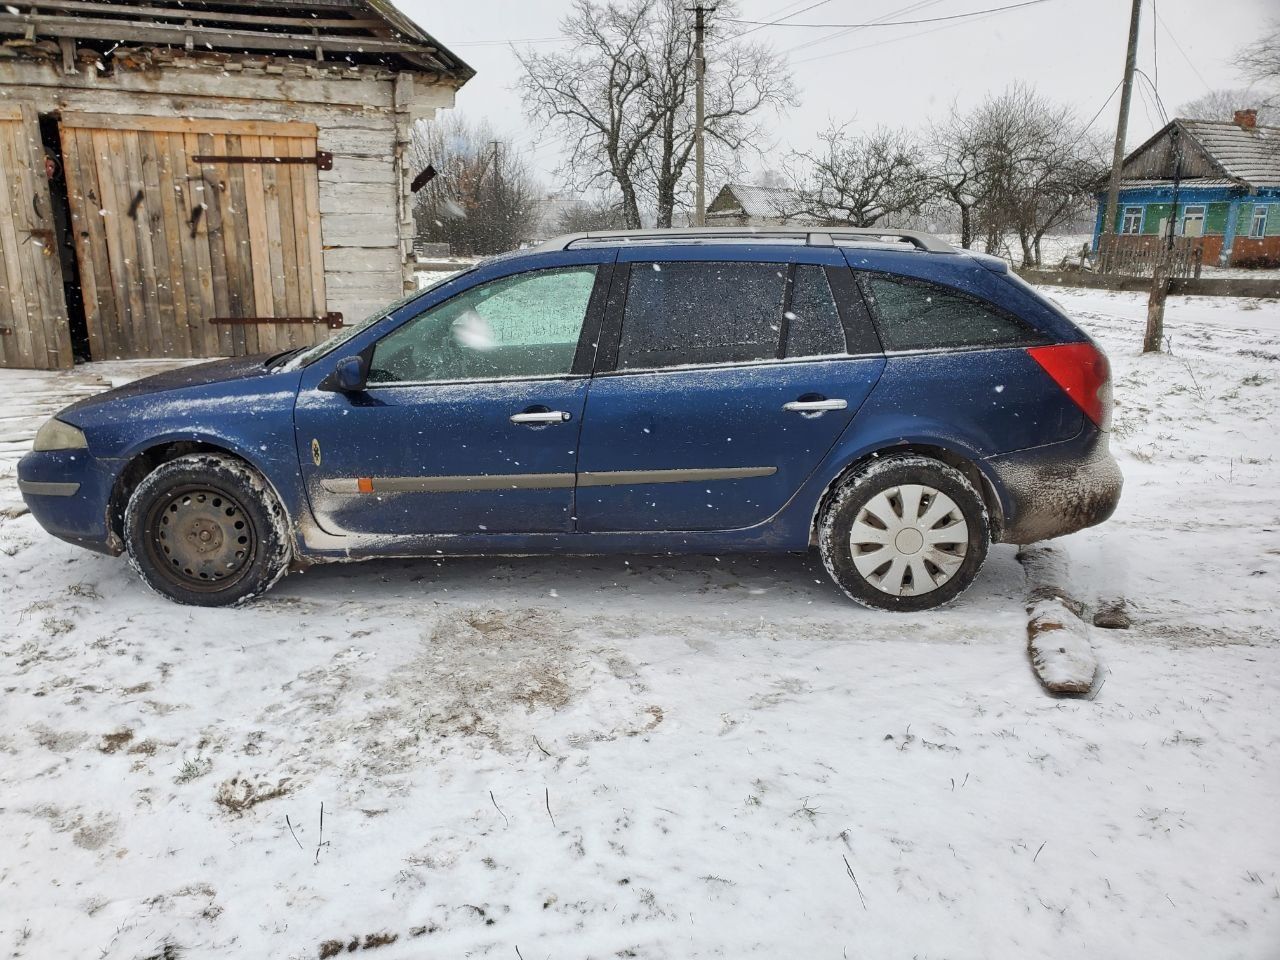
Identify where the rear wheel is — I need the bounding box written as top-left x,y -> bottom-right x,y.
124,453 -> 290,606
818,455 -> 989,612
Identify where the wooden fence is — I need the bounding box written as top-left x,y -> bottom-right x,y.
1097,235 -> 1203,279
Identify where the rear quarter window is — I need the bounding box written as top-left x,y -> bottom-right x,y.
862,274 -> 1039,352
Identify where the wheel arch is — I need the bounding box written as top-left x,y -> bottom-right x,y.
808,441 -> 1006,546
108,439 -> 292,546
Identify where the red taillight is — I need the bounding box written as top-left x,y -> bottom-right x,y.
1027,342 -> 1112,429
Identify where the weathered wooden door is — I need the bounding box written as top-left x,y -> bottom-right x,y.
0,103 -> 74,370
59,114 -> 331,360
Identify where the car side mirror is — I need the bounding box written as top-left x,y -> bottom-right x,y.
326,355 -> 368,393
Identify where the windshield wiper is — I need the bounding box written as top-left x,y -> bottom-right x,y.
264,347 -> 304,370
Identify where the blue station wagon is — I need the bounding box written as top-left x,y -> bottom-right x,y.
18,228 -> 1121,611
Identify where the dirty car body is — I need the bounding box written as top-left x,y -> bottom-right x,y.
18,228 -> 1121,609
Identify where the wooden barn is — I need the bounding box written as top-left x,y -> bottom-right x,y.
0,1 -> 472,370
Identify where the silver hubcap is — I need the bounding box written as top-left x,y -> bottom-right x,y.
850,483 -> 969,596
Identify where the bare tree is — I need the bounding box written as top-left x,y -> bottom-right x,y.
1178,89 -> 1276,124
932,85 -> 1103,266
1238,19 -> 1280,107
556,197 -> 631,233
518,0 -> 794,229
410,116 -> 540,256
927,105 -> 989,249
786,125 -> 927,228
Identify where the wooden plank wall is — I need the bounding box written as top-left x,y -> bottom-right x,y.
0,102 -> 74,370
2,61 -> 457,362
60,114 -> 328,359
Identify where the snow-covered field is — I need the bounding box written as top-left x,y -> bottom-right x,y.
2,289 -> 1278,959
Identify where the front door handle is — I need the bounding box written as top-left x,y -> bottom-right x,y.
510,410 -> 572,425
782,398 -> 848,413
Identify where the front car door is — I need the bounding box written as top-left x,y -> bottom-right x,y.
576,246 -> 886,533
295,252 -> 613,537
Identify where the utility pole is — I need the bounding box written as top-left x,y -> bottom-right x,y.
689,5 -> 715,227
1145,126 -> 1181,353
1100,0 -> 1143,271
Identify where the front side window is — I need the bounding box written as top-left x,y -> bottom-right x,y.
1121,206 -> 1143,235
367,266 -> 597,384
1250,205 -> 1268,239
865,275 -> 1036,352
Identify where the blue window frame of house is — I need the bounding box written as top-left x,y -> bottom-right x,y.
1120,206 -> 1143,235
1250,205 -> 1268,239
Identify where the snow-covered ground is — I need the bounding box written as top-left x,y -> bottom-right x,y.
1,289 -> 1278,959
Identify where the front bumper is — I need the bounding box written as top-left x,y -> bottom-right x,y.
16,449 -> 123,556
985,428 -> 1122,545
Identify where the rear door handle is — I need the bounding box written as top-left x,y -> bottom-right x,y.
782,399 -> 847,413
510,410 -> 572,425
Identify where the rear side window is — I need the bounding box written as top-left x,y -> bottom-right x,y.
865,275 -> 1035,351
618,261 -> 786,368
615,261 -> 852,369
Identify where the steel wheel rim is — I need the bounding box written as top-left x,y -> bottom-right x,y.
145,484 -> 256,592
849,483 -> 969,597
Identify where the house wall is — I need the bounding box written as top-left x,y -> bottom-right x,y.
1092,185 -> 1280,267
0,54 -> 455,353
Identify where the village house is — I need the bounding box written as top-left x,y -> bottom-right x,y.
0,1 -> 472,370
1092,109 -> 1280,269
705,182 -> 821,227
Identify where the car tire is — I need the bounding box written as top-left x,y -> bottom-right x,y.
818,454 -> 989,612
123,453 -> 291,607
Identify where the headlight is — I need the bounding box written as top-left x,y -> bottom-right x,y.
33,418 -> 88,452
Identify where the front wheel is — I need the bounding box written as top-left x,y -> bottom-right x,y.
818,455 -> 989,612
123,453 -> 290,607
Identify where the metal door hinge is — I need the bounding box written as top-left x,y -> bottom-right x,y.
192,150 -> 334,171
210,313 -> 343,329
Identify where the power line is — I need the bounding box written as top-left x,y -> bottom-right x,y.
729,0 -> 1051,30
1152,6 -> 1212,93
783,0 -> 947,56
793,0 -> 1047,65
1135,68 -> 1169,124
731,0 -> 836,40
1083,79 -> 1124,132
1134,74 -> 1157,129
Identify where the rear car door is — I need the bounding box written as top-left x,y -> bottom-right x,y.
575,247 -> 885,533
294,255 -> 612,537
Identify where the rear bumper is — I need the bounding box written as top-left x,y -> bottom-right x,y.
16,449 -> 123,556
985,428 -> 1122,545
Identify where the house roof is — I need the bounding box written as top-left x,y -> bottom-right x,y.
708,183 -> 817,220
1180,120 -> 1280,186
1121,118 -> 1280,189
0,0 -> 474,80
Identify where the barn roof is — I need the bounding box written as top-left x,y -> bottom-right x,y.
1120,117 -> 1280,189
708,183 -> 813,220
0,0 -> 474,81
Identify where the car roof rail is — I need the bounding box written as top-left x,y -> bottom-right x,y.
536,226 -> 957,255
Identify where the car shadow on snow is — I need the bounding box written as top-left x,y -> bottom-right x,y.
272,544 -> 1028,620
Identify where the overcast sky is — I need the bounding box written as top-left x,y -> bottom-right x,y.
398,0 -> 1273,192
